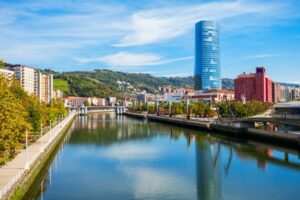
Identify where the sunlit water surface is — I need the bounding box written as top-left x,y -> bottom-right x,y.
28,113 -> 300,200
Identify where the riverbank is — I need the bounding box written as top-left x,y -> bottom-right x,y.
125,112 -> 300,149
0,111 -> 77,200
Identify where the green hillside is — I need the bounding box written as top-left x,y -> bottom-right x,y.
53,79 -> 70,92
52,70 -> 238,98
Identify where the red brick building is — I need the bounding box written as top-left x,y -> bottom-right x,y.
234,67 -> 273,103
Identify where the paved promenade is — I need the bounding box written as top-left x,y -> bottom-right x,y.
0,111 -> 77,199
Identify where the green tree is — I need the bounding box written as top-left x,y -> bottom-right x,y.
0,76 -> 31,164
0,60 -> 5,69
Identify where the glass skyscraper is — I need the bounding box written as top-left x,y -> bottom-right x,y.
194,21 -> 221,90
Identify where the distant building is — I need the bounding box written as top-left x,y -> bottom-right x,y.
194,21 -> 221,90
234,67 -> 273,103
108,97 -> 117,106
53,89 -> 64,99
14,65 -> 37,95
0,68 -> 14,81
273,83 -> 286,102
165,93 -> 185,102
14,65 -> 54,103
37,73 -> 53,104
274,101 -> 300,115
186,89 -> 234,104
136,93 -> 149,104
91,97 -> 106,106
64,96 -> 90,107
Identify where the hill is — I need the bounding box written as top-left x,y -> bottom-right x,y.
54,70 -> 195,98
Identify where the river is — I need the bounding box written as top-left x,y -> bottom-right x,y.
27,112 -> 300,200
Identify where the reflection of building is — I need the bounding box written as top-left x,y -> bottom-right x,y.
195,21 -> 221,90
234,67 -> 273,102
195,141 -> 221,200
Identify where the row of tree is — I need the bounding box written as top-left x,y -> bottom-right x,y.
129,101 -> 217,117
0,76 -> 68,165
129,100 -> 272,119
217,100 -> 273,118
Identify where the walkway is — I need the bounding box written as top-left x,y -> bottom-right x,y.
0,111 -> 77,199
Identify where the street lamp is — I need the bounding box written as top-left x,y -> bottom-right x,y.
169,101 -> 172,118
24,130 -> 29,170
186,95 -> 190,120
40,123 -> 43,153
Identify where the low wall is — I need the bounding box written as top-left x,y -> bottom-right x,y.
124,112 -> 300,149
124,112 -> 146,119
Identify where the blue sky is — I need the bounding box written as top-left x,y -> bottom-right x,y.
0,0 -> 300,83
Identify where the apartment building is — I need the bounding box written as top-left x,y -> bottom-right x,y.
14,65 -> 37,94
37,73 -> 53,104
0,68 -> 14,81
14,65 -> 54,103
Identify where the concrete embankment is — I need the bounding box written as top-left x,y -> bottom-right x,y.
0,112 -> 77,200
123,112 -> 147,120
124,112 -> 300,149
147,115 -> 209,130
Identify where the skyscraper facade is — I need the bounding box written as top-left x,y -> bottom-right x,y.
194,21 -> 221,91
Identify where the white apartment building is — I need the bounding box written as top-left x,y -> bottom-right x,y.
14,66 -> 37,95
14,65 -> 54,103
37,73 -> 53,104
0,68 -> 14,81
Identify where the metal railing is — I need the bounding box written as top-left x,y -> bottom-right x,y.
0,111 -> 76,199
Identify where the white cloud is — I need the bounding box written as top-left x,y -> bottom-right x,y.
121,167 -> 197,199
245,54 -> 281,59
103,144 -> 161,160
75,52 -> 193,68
114,0 -> 284,47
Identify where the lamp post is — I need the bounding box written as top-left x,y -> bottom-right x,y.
40,123 -> 43,153
49,120 -> 52,141
186,95 -> 190,120
24,130 -> 29,170
169,101 -> 172,118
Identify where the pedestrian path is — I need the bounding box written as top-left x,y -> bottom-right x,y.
0,111 -> 76,199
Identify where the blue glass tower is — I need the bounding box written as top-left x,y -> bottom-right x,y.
194,21 -> 221,90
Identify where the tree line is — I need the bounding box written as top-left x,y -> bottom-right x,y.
129,101 -> 217,117
0,76 -> 68,165
129,100 -> 272,119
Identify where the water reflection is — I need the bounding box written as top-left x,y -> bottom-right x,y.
30,113 -> 300,200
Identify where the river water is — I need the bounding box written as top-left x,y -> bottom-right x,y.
29,113 -> 300,200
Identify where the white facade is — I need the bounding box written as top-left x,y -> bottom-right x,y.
0,68 -> 14,80
14,66 -> 37,94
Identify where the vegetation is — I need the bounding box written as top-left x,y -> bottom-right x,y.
217,101 -> 273,118
53,78 -> 70,92
130,101 -> 217,117
0,76 -> 68,165
0,59 -> 4,69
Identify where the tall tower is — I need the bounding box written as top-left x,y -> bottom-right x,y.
194,21 -> 221,90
